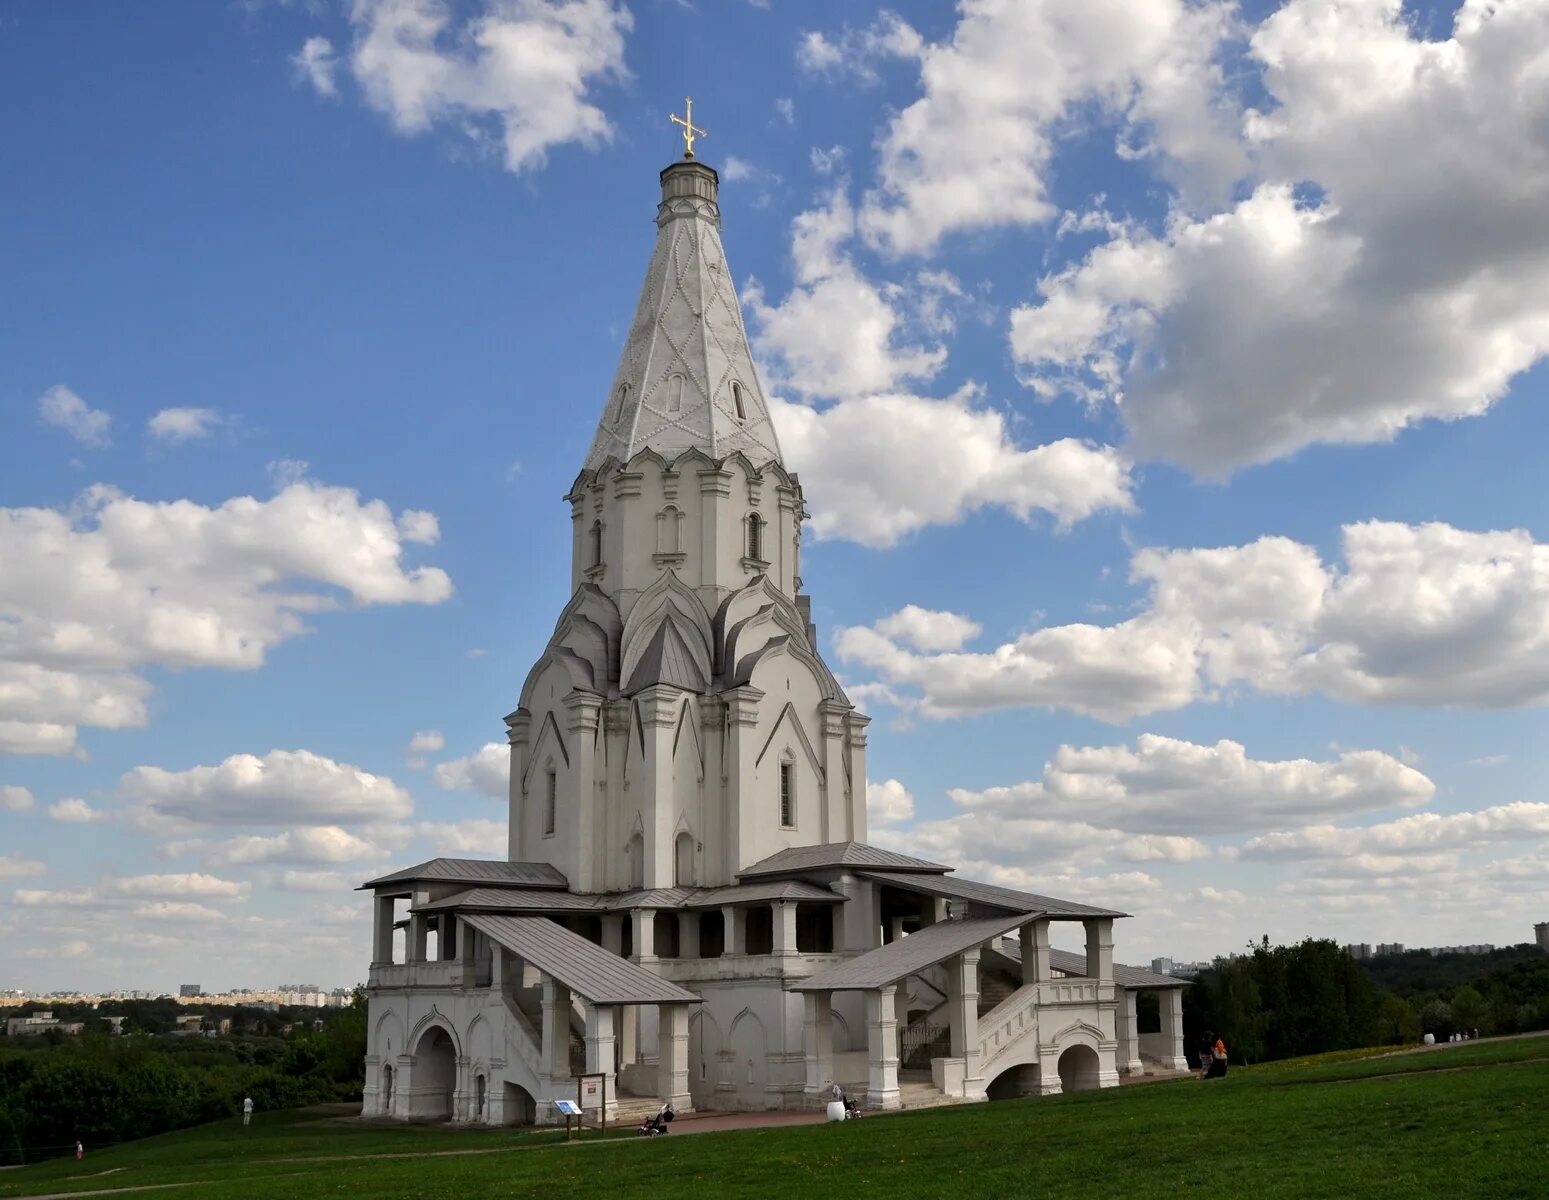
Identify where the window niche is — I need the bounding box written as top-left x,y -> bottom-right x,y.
654,505 -> 686,567
778,755 -> 796,829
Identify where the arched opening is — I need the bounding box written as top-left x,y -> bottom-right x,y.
627,832 -> 645,889
380,1062 -> 395,1116
589,521 -> 603,569
985,1062 -> 1041,1101
746,512 -> 763,561
657,505 -> 683,553
502,1082 -> 536,1126
731,380 -> 746,420
613,382 -> 630,421
1057,1043 -> 1101,1094
409,1026 -> 456,1120
674,831 -> 695,887
666,373 -> 684,413
474,1073 -> 487,1123
543,766 -> 557,837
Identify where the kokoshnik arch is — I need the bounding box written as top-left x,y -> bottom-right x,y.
359,127 -> 1191,1125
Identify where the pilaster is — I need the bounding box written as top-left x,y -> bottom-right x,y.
656,1003 -> 693,1112
562,692 -> 604,891
865,984 -> 900,1110
803,990 -> 835,1097
845,713 -> 870,843
504,708 -> 532,861
723,686 -> 764,872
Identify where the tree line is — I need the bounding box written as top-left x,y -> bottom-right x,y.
0,991 -> 367,1165
1181,937 -> 1549,1064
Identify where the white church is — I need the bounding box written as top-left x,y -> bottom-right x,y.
359,139 -> 1190,1126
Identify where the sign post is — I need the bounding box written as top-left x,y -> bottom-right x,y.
577,1072 -> 608,1135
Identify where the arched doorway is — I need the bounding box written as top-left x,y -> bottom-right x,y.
1057,1044 -> 1101,1094
985,1062 -> 1041,1100
410,1027 -> 456,1120
674,831 -> 695,886
503,1082 -> 536,1126
380,1062 -> 395,1116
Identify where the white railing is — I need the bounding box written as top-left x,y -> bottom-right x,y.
368,961 -> 464,989
1037,979 -> 1100,1006
977,983 -> 1039,1066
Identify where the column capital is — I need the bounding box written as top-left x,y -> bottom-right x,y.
602,700 -> 632,734
723,687 -> 766,725
562,691 -> 604,732
634,685 -> 682,727
504,708 -> 532,742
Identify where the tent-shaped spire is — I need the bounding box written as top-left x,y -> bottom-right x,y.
583,160 -> 782,470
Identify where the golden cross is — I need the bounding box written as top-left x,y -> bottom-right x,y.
670,97 -> 707,160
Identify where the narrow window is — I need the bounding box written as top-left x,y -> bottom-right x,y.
731,381 -> 746,420
589,520 -> 603,568
667,374 -> 684,413
746,513 -> 762,561
613,383 -> 630,421
779,761 -> 794,828
544,769 -> 557,836
657,506 -> 682,553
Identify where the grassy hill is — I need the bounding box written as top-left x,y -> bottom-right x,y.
3,1036 -> 1546,1200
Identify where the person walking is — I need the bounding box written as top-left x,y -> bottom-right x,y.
1206,1033 -> 1229,1079
1197,1031 -> 1214,1079
75,1141 -> 83,1161
242,1096 -> 254,1127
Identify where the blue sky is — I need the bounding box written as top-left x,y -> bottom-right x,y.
4,0 -> 1549,991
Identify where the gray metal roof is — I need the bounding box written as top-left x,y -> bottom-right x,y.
739,841 -> 950,881
790,914 -> 1030,992
415,879 -> 843,914
859,870 -> 1129,919
359,858 -> 569,891
1048,947 -> 1187,990
415,887 -> 602,913
461,914 -> 700,1005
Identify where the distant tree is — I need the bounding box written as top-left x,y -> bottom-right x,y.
1376,993 -> 1421,1044
1420,998 -> 1454,1039
1449,985 -> 1487,1036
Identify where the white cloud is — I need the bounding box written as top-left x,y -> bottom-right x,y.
0,785 -> 35,811
0,480 -> 450,754
122,749 -> 413,834
38,386 -> 111,448
201,826 -> 387,866
273,869 -> 357,894
771,392 -> 1132,548
795,13 -> 924,85
746,189 -> 947,400
415,816 -> 507,854
434,742 -> 507,798
774,97 -> 794,125
839,520 -> 1549,719
346,0 -> 632,174
948,734 -> 1434,837
867,778 -> 915,827
13,873 -> 248,914
147,407 -> 222,444
856,0 -> 1244,255
133,901 -> 227,922
47,798 -> 105,824
873,606 -> 982,653
407,729 -> 445,754
292,35 -> 340,96
1013,0 -> 1549,474
0,854 -> 45,882
1242,802 -> 1549,862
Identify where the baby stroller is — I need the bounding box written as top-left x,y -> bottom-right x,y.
842,1095 -> 864,1120
638,1102 -> 675,1136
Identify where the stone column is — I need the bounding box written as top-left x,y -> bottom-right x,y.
372,895 -> 395,963
504,708 -> 531,861
601,913 -> 624,956
631,909 -> 656,962
562,692 -> 603,891
583,1003 -> 618,1119
656,1003 -> 693,1112
947,949 -> 983,1098
837,874 -> 877,953
408,910 -> 429,964
723,687 -> 764,869
1119,989 -> 1143,1075
817,700 -> 848,843
886,915 -> 907,943
723,905 -> 747,955
1021,918 -> 1051,983
636,685 -> 680,888
1157,988 -> 1190,1070
1084,917 -> 1115,982
393,1053 -> 412,1118
453,1055 -> 473,1122
865,984 -> 901,1110
773,900 -> 798,958
459,920 -> 477,987
678,911 -> 701,959
803,991 -> 835,1098
619,1005 -> 638,1068
845,715 -> 870,844
541,978 -> 573,1079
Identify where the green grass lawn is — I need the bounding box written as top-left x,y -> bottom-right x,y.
4,1036 -> 1547,1200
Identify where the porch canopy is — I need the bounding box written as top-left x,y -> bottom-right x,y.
856,869 -> 1128,919
790,913 -> 1029,994
460,913 -> 698,1005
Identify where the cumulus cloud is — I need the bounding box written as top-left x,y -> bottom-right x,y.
199,826 -> 387,866
856,0 -> 1244,255
122,750 -> 413,834
0,480 -> 450,754
407,730 -> 445,754
1242,802 -> 1549,862
292,35 -> 339,96
795,13 -> 924,86
948,734 -> 1434,836
38,386 -> 111,448
867,778 -> 915,827
14,873 -> 249,913
434,742 -> 507,798
1012,0 -> 1549,474
839,520 -> 1549,719
272,869 -> 356,894
414,816 -> 507,854
0,785 -> 35,811
47,798 -> 105,824
147,407 -> 223,444
771,392 -> 1132,548
873,606 -> 982,653
0,854 -> 46,882
340,0 -> 632,173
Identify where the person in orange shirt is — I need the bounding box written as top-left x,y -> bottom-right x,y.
1206,1034 -> 1229,1078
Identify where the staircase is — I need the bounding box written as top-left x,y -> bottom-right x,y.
978,967 -> 1020,1015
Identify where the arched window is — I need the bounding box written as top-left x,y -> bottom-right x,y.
589,520 -> 603,568
543,767 -> 557,837
778,758 -> 796,829
746,512 -> 763,561
656,505 -> 683,554
666,374 -> 684,413
613,382 -> 630,421
674,831 -> 695,887
628,833 -> 645,889
731,381 -> 746,420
